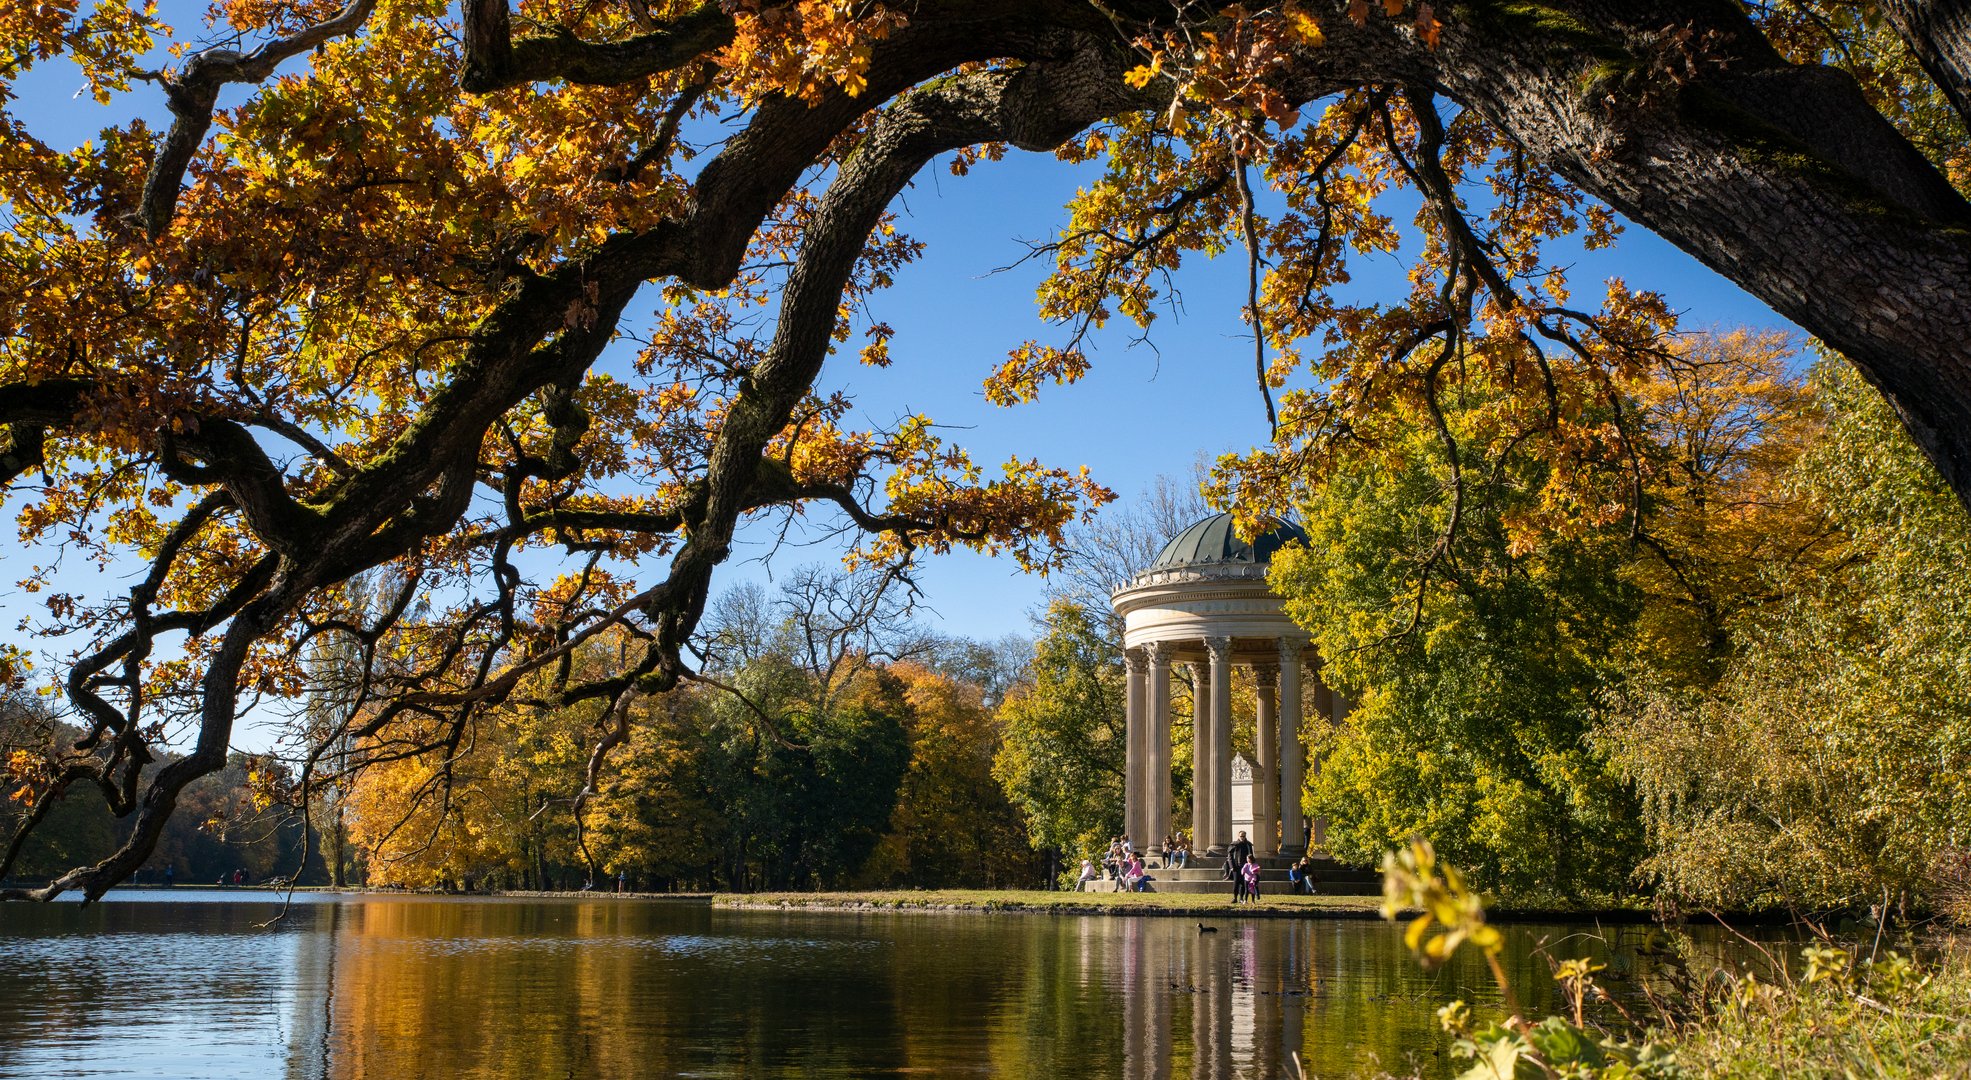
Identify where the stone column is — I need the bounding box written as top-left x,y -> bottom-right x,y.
1205,635 -> 1233,854
1125,648 -> 1147,847
1147,642 -> 1174,848
1188,661 -> 1209,855
1278,639 -> 1306,857
1253,663 -> 1278,857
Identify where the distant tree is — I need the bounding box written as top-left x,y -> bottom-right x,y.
856,662 -> 1039,888
993,601 -> 1127,870
1050,469 -> 1212,637
5,692 -> 322,886
924,635 -> 1034,711
1,695 -> 117,880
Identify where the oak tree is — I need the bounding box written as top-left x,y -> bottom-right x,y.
6,0 -> 1971,899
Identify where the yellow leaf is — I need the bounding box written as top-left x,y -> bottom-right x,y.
1404,913 -> 1433,952
1285,10 -> 1325,46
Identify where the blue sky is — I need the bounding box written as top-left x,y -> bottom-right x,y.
755,147 -> 1798,641
6,44 -> 1801,664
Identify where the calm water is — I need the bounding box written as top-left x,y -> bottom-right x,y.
0,892 -> 1768,1079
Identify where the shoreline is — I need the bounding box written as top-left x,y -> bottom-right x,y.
21,883 -> 1797,925
701,891 -> 1792,926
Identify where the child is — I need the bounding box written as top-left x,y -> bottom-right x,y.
1241,858 -> 1261,903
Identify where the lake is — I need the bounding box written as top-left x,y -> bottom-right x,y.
0,891 -> 1772,1079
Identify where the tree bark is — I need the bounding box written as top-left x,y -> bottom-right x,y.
1283,1 -> 1971,507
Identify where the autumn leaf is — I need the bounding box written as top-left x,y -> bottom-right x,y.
1284,8 -> 1325,47
1415,3 -> 1442,49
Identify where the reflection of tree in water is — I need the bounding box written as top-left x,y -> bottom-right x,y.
266,900 -> 1774,1080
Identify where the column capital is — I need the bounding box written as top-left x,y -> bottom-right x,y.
1124,647 -> 1148,675
1250,661 -> 1279,680
1203,635 -> 1233,661
1277,637 -> 1308,668
1144,640 -> 1174,667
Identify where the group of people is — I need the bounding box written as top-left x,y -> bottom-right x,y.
1080,835 -> 1153,892
1223,834 -> 1318,901
1284,857 -> 1319,895
1074,832 -> 1202,892
1074,830 -> 1321,901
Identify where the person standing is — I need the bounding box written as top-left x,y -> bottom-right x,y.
1226,830 -> 1255,903
1242,858 -> 1261,903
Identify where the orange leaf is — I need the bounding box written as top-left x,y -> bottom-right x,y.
1416,3 -> 1442,48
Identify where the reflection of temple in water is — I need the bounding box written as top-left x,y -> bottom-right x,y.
267,898 -> 1468,1079
1119,919 -> 1311,1080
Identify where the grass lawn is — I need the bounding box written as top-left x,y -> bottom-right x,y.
710,888 -> 1387,917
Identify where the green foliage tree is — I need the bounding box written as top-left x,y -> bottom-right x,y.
586,657 -> 911,891
1603,359 -> 1971,911
992,601 -> 1126,870
1271,374 -> 1648,902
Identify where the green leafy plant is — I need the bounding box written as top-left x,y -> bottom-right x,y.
1382,838 -> 1689,1079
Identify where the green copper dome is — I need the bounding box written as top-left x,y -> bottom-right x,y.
1148,513 -> 1307,570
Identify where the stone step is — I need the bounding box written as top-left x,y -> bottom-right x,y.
1156,869 -> 1378,884
1144,856 -> 1373,875
1091,855 -> 1380,895
1077,877 -> 1382,897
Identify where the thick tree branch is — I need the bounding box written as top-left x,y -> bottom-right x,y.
1877,0 -> 1971,131
460,0 -> 733,93
133,0 -> 379,236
